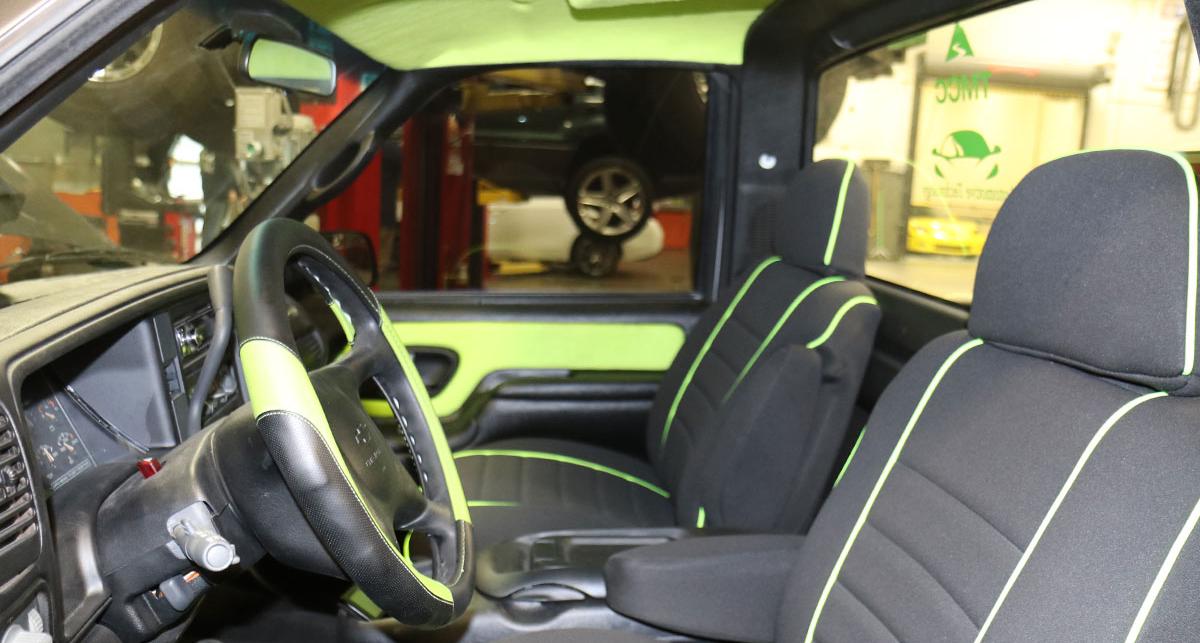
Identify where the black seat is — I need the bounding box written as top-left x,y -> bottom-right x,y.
455,159 -> 881,547
501,149 -> 1200,642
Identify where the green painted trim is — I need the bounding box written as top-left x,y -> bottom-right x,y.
378,307 -> 472,525
823,161 -> 856,266
455,449 -> 669,498
722,275 -> 844,402
1125,491 -> 1200,643
806,296 -> 878,349
286,0 -> 772,70
240,338 -> 455,604
833,427 -> 865,488
362,398 -> 393,418
696,506 -> 706,528
662,256 -> 781,447
804,338 -> 984,643
467,500 -> 520,508
388,321 -> 686,417
974,391 -> 1167,642
1053,148 -> 1197,376
342,586 -> 385,620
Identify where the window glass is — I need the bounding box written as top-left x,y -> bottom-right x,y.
312,67 -> 709,294
816,0 -> 1199,304
0,0 -> 380,282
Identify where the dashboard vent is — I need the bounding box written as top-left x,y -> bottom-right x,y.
0,418 -> 35,552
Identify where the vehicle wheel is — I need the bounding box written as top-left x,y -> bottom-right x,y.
566,156 -> 654,241
571,235 -> 622,278
49,11 -> 235,150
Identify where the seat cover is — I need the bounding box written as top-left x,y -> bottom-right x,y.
456,159 -> 879,547
503,150 -> 1200,642
454,438 -> 673,546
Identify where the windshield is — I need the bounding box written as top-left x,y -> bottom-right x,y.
0,0 -> 380,284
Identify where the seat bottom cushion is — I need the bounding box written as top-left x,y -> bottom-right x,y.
454,438 -> 675,549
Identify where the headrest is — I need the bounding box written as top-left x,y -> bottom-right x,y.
970,149 -> 1200,394
775,159 -> 869,278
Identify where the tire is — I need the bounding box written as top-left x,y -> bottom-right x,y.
566,156 -> 654,241
50,10 -> 236,151
570,235 -> 623,278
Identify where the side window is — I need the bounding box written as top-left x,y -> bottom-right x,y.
816,0 -> 1199,304
319,67 -> 710,294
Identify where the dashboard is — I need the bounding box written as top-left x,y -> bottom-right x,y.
0,265 -> 338,643
21,295 -> 244,496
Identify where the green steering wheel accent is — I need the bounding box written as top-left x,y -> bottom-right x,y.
378,306 -> 472,524
455,449 -> 669,498
661,256 -> 782,447
240,337 -> 455,603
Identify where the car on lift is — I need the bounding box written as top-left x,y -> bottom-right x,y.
471,68 -> 706,241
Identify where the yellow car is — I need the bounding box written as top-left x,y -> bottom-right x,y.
906,215 -> 989,256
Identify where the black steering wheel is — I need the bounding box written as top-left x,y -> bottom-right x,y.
232,218 -> 473,627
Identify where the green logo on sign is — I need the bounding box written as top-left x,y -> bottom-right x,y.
945,23 -> 974,62
932,130 -> 1001,180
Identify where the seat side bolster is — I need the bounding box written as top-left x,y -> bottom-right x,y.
604,534 -> 805,643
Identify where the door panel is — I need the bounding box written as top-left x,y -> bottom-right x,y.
391,320 -> 685,416
382,297 -> 703,452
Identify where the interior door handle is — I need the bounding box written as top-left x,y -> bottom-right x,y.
410,347 -> 458,396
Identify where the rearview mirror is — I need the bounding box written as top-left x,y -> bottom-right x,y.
242,37 -> 336,96
322,230 -> 378,287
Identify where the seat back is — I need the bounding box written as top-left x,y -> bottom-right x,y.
780,150 -> 1200,642
646,159 -> 881,532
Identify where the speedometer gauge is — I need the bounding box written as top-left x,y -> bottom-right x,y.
28,395 -> 94,491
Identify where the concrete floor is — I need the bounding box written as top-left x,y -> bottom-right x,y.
486,248 -> 693,293
866,255 -> 978,305
485,251 -> 978,303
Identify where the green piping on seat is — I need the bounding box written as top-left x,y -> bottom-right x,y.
455,449 -> 669,498
661,256 -> 781,447
806,296 -> 878,349
1125,491 -> 1200,642
696,506 -> 707,528
823,160 -> 857,267
833,427 -> 865,488
467,500 -> 520,508
804,337 -> 984,643
722,275 -> 844,402
973,390 -> 1166,642
240,338 -> 455,604
1054,148 -> 1197,377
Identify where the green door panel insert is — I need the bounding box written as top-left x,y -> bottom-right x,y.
286,0 -> 773,70
387,320 -> 686,417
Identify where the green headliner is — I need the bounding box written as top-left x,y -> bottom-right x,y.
285,0 -> 773,70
